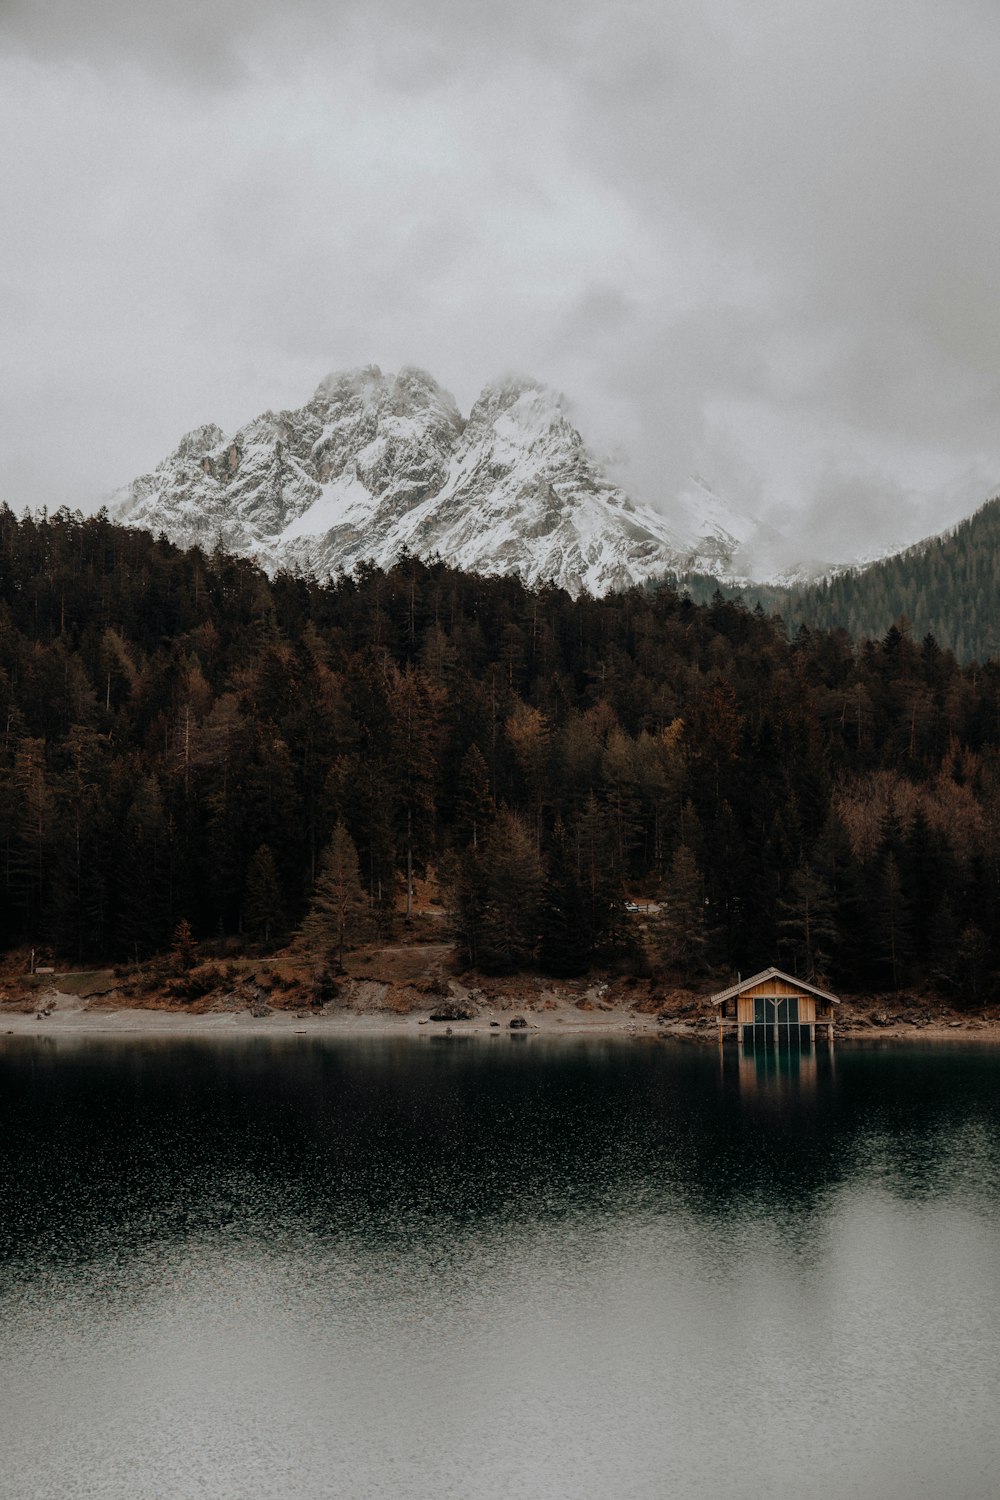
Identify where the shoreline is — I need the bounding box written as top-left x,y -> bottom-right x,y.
3,998 -> 1000,1045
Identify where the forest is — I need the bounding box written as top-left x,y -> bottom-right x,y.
676,492 -> 1000,664
2,504 -> 1000,1000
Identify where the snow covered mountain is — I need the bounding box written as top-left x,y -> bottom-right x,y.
110,366 -> 780,596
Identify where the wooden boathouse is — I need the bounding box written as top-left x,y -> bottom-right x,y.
710,967 -> 839,1046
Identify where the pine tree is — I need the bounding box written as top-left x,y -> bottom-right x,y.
651,843 -> 708,979
476,809 -> 543,973
170,918 -> 198,971
303,822 -> 370,968
454,743 -> 494,850
443,845 -> 487,969
601,728 -> 643,875
49,725 -> 110,961
956,922 -> 990,1003
7,738 -> 55,937
875,852 -> 912,989
387,665 -> 443,918
777,862 -> 837,981
244,844 -> 285,948
902,810 -> 949,965
574,793 -> 623,954
538,821 -> 590,976
505,701 -> 551,846
117,772 -> 173,961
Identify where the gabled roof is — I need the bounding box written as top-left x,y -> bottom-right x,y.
709,966 -> 841,1007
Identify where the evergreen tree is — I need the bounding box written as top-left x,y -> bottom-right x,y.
874,852 -> 912,989
387,665 -> 443,918
454,743 -> 494,850
956,922 -> 991,1003
651,843 -> 708,979
170,918 -> 198,971
303,823 -> 369,967
476,809 -> 543,973
574,793 -> 624,955
601,727 -> 643,874
777,862 -> 837,981
444,845 -> 487,970
902,810 -> 949,965
117,773 -> 173,960
538,821 -> 590,976
6,738 -> 55,937
244,843 -> 286,947
929,895 -> 960,990
505,700 -> 551,846
49,726 -> 111,960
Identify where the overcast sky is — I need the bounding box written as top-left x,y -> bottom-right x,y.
3,0 -> 1000,562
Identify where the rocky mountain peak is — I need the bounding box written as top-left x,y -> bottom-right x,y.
171,423 -> 228,462
110,367 -> 779,595
466,374 -> 563,433
312,364 -> 388,405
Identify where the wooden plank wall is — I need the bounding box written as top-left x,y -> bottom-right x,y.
743,977 -> 804,997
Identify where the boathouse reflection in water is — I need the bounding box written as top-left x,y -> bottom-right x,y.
733,1032 -> 835,1100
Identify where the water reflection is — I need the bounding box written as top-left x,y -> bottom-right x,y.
729,1032 -> 837,1102
1,1035 -> 999,1500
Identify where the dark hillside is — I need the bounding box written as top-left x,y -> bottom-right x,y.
673,495 -> 1000,663
2,503 -> 1000,999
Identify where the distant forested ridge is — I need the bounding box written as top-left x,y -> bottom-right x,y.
2,503 -> 1000,998
673,494 -> 1000,664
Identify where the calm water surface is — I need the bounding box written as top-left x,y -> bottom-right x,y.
1,1036 -> 999,1499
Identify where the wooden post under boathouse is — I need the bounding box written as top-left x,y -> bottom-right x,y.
709,967 -> 840,1047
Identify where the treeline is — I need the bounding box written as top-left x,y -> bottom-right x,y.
2,504 -> 1000,998
674,494 -> 1000,664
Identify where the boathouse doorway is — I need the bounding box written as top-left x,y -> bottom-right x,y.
746,993 -> 811,1048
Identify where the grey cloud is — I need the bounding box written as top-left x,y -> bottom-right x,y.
0,0 -> 581,83
554,0 -> 1000,551
0,0 -> 256,81
3,0 -> 1000,567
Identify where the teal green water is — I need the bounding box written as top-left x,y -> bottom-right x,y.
1,1036 -> 999,1499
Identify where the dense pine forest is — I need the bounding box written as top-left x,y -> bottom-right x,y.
2,504 -> 1000,999
676,494 -> 1000,664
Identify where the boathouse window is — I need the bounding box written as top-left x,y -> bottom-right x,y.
752,996 -> 799,1025
746,995 -> 809,1047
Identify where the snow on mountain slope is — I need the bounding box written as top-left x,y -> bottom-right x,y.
111,366 -> 462,561
110,366 -> 778,596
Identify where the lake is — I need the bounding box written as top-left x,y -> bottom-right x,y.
1,1035 -> 999,1499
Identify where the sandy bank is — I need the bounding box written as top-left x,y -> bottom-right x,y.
3,994 -> 1000,1044
0,991 -> 662,1040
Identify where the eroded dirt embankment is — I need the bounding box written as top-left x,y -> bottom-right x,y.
2,942 -> 999,1040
